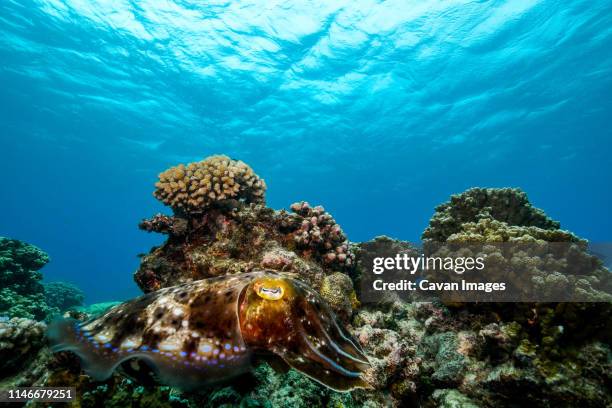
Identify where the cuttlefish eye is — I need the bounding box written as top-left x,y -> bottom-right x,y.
254,282 -> 284,300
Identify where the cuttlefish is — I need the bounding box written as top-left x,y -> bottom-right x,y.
48,271 -> 371,391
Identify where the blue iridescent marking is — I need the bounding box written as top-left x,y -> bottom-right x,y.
202,345 -> 212,353
224,343 -> 231,350
140,345 -> 149,351
152,349 -> 159,353
112,347 -> 118,352
180,351 -> 187,357
104,343 -> 112,348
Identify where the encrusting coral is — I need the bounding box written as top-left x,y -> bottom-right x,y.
138,213 -> 189,236
153,155 -> 266,215
320,272 -> 360,320
0,317 -> 46,377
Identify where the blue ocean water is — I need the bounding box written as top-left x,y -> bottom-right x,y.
0,0 -> 611,304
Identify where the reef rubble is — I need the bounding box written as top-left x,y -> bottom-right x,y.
2,159 -> 610,407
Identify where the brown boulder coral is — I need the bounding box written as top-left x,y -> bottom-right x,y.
422,187 -> 560,242
320,272 -> 360,319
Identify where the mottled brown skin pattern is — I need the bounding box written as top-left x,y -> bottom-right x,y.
49,271 -> 370,391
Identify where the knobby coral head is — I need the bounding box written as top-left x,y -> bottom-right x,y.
153,155 -> 266,214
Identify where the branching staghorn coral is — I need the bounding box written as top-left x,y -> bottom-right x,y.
153,155 -> 266,214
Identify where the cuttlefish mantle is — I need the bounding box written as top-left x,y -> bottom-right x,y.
48,271 -> 371,391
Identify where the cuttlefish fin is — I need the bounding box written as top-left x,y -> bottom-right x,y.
48,318 -> 242,390
48,318 -> 117,379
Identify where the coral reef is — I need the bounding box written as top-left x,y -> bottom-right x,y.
425,216 -> 612,303
44,281 -> 85,312
134,203 -> 353,300
134,204 -> 330,293
421,189 -> 612,342
153,155 -> 266,215
16,158 -> 609,408
353,235 -> 419,301
42,352 -> 353,408
414,188 -> 612,406
0,317 -> 46,378
353,302 -> 421,404
132,179 -> 612,407
0,237 -> 54,320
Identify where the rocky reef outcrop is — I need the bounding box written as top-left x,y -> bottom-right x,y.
0,317 -> 47,377
135,157 -> 355,316
350,187 -> 612,407
7,159 -> 610,407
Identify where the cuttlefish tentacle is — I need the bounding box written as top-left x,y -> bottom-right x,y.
48,271 -> 371,391
238,273 -> 371,391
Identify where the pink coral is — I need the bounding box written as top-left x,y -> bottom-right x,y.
281,201 -> 355,270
